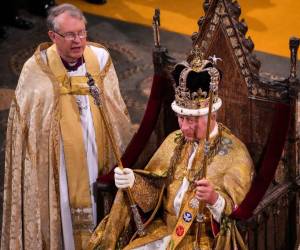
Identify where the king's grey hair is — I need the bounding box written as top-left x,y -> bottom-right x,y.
47,3 -> 87,31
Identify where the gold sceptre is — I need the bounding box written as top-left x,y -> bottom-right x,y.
86,72 -> 146,237
193,66 -> 218,248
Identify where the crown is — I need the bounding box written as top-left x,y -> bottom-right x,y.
171,50 -> 222,116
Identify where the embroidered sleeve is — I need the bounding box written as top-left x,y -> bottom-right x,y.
130,174 -> 163,213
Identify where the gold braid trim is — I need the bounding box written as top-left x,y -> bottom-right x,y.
189,125 -> 224,183
218,122 -> 232,135
100,57 -> 112,79
166,132 -> 186,185
87,41 -> 112,88
166,124 -> 229,184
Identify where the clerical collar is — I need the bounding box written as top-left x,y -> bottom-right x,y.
61,57 -> 85,71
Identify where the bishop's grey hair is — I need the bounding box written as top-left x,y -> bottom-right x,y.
47,3 -> 87,31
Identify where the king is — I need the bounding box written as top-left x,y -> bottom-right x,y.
88,54 -> 254,250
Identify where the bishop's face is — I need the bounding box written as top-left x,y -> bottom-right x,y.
48,12 -> 87,63
177,114 -> 215,141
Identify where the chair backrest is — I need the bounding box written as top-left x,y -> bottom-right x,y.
190,0 -> 295,165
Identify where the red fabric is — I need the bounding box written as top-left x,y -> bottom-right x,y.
231,103 -> 291,220
98,74 -> 167,184
121,74 -> 166,168
211,219 -> 220,236
97,170 -> 114,183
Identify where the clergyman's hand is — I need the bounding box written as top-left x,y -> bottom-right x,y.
194,178 -> 218,206
114,167 -> 135,189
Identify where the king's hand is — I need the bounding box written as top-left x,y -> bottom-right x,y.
114,167 -> 135,189
194,178 -> 218,205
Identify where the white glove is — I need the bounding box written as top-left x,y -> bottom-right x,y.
114,167 -> 135,189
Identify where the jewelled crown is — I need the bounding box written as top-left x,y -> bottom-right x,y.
171,48 -> 222,116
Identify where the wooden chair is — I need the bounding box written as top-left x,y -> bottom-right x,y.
97,1 -> 300,248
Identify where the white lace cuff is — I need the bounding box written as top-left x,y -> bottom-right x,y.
206,193 -> 225,223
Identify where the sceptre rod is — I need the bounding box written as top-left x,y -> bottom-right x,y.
202,88 -> 214,177
192,80 -> 215,184
86,72 -> 146,237
194,70 -> 216,247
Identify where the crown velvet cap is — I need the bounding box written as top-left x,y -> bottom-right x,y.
171,58 -> 222,116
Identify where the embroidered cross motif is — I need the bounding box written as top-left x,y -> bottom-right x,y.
76,97 -> 88,115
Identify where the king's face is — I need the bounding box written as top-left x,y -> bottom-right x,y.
177,115 -> 208,141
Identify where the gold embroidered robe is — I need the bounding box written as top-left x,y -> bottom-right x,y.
1,42 -> 133,250
88,126 -> 254,250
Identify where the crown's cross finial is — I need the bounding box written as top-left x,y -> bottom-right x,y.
208,55 -> 222,65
